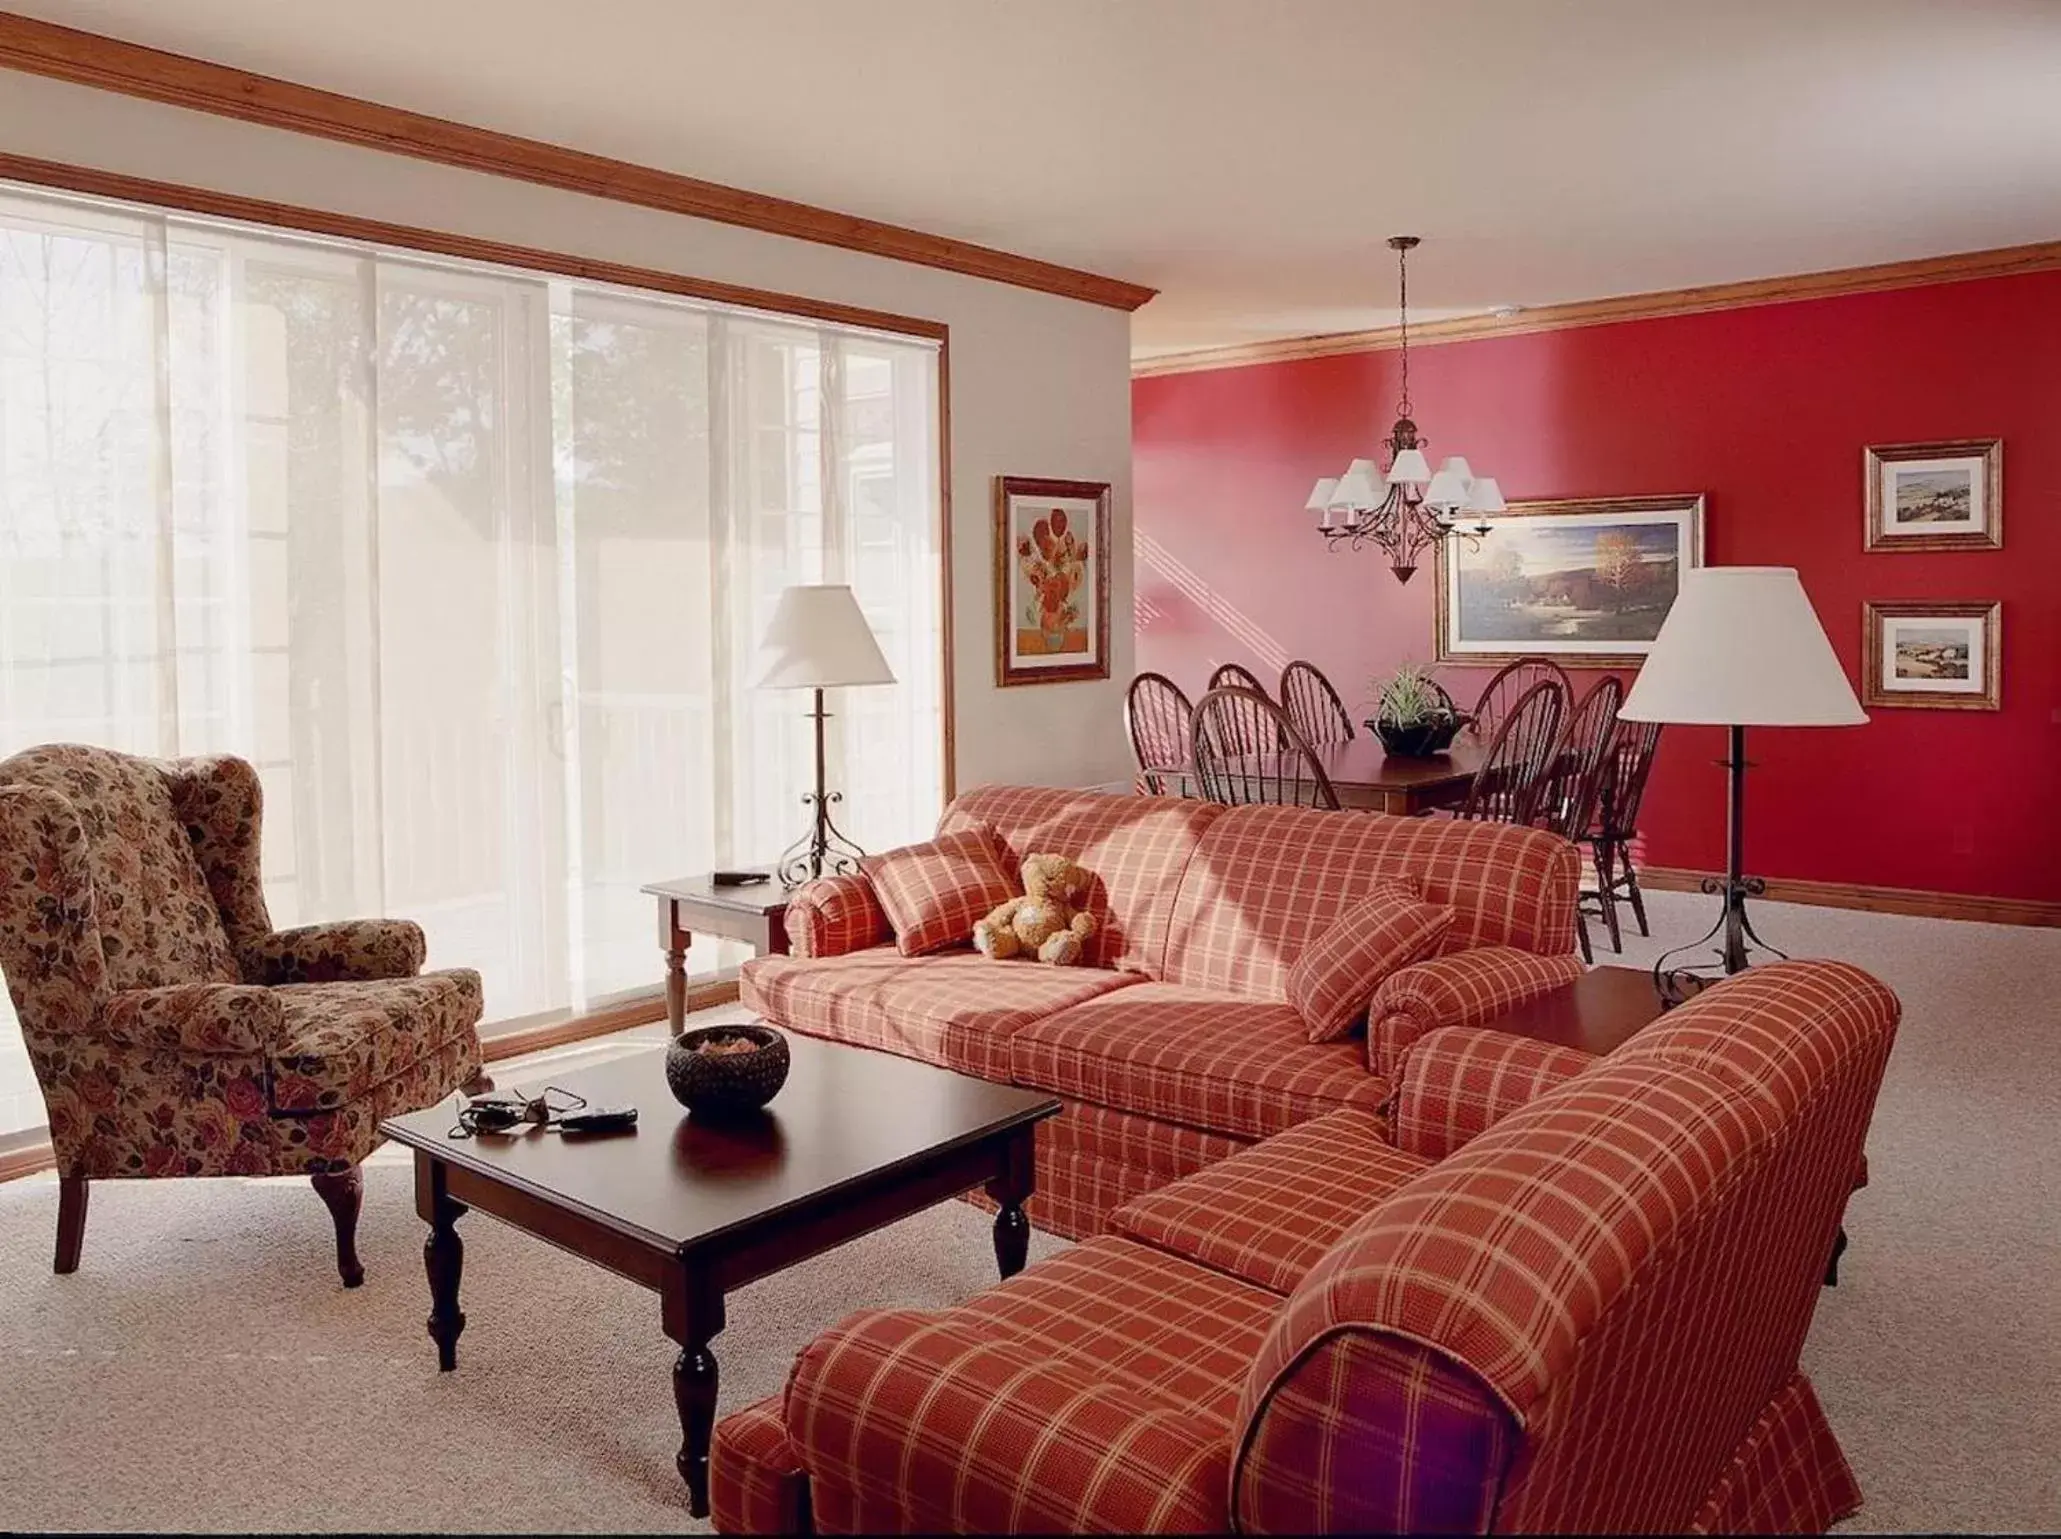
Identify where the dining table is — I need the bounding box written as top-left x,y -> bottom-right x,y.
1172,736 -> 1485,816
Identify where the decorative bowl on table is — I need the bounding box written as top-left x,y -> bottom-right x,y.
665,1023 -> 790,1116
1366,712 -> 1471,758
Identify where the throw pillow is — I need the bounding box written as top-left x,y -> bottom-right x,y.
862,825 -> 1020,957
1288,884 -> 1456,1042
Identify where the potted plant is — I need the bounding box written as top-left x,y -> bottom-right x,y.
1366,662 -> 1470,757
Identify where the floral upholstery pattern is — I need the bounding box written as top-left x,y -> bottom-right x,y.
1366,943 -> 1587,1077
0,744 -> 484,1182
1391,1023 -> 1600,1160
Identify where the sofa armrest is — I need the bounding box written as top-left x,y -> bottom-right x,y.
1393,1025 -> 1599,1160
783,874 -> 892,958
1367,947 -> 1586,1079
98,983 -> 284,1056
241,919 -> 427,984
0,784 -> 108,1037
788,1308 -> 1232,1534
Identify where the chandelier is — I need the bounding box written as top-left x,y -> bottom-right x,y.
1303,236 -> 1504,583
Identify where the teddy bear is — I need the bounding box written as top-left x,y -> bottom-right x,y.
972,852 -> 1099,966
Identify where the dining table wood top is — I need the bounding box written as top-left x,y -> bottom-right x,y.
1174,734 -> 1485,815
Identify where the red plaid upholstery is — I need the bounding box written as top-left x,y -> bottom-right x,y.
1392,1024 -> 1599,1160
1163,805 -> 1579,999
785,1237 -> 1272,1533
1688,1373 -> 1862,1534
739,947 -> 1141,1080
860,825 -> 1018,956
1285,884 -> 1453,1042
1366,944 -> 1587,1078
783,873 -> 890,958
1009,1099 -> 1251,1240
940,784 -> 1223,974
1236,960 -> 1899,1535
1111,1108 -> 1429,1294
712,1392 -> 810,1535
1235,1330 -> 1515,1534
1009,984 -> 1390,1143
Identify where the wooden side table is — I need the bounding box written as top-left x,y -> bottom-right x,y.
641,875 -> 791,1035
1475,964 -> 1667,1055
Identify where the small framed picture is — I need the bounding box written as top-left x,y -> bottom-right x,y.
1863,438 -> 2001,552
1862,601 -> 2000,710
993,475 -> 1112,687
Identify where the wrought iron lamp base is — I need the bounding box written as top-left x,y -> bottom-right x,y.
1651,724 -> 1785,1007
777,687 -> 867,889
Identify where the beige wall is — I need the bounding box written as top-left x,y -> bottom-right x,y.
0,71 -> 1136,794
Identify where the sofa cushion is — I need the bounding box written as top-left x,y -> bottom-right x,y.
784,1235 -> 1271,1533
1112,1109 -> 1430,1294
941,785 -> 1223,974
861,825 -> 1018,957
1008,983 -> 1390,1143
267,969 -> 485,1113
1287,885 -> 1454,1042
740,948 -> 1143,1080
1163,804 -> 1580,1000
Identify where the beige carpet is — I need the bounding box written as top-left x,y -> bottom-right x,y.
2,896 -> 2056,1532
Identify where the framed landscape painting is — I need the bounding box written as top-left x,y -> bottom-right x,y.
1862,600 -> 2000,710
1863,438 -> 2002,552
1435,494 -> 1706,668
993,475 -> 1112,686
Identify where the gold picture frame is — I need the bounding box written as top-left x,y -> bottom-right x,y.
1435,494 -> 1706,669
993,475 -> 1113,687
1861,600 -> 2000,710
1863,438 -> 2002,552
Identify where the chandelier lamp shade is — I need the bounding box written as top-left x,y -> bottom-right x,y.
1304,236 -> 1503,582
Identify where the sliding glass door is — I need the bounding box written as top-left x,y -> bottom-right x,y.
0,183 -> 945,1136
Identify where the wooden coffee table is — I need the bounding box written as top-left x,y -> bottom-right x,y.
380,1034 -> 1060,1518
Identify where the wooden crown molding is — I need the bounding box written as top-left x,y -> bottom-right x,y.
0,11 -> 1157,313
0,149 -> 951,342
1640,867 -> 2061,930
1132,238 -> 2061,378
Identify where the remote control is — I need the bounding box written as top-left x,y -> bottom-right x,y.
711,869 -> 772,887
559,1105 -> 639,1135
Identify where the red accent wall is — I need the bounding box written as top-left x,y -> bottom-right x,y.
1133,270 -> 2061,903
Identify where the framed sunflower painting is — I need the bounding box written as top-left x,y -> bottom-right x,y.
993,475 -> 1112,686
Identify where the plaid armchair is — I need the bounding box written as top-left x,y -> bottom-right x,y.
0,744 -> 486,1286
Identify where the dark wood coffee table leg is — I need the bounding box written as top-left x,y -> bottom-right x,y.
667,1273 -> 726,1518
987,1126 -> 1036,1279
421,1159 -> 468,1371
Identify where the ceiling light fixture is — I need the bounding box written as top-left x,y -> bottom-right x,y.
1304,236 -> 1502,583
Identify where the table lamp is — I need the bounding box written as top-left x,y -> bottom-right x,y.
1618,566 -> 1865,1002
754,584 -> 896,888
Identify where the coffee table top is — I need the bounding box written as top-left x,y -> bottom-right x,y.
381,1033 -> 1059,1255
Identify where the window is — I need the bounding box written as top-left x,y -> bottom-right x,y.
0,183 -> 945,1137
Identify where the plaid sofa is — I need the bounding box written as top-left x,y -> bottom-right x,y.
741,784 -> 1583,1240
713,960 -> 1898,1534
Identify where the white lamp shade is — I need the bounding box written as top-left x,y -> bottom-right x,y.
1386,447 -> 1432,485
754,583 -> 897,690
1465,476 -> 1506,513
1422,468 -> 1469,507
1331,468 -> 1382,507
1620,567 -> 1866,727
1304,477 -> 1339,511
1439,455 -> 1474,483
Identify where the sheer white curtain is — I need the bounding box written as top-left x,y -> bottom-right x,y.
0,183 -> 944,1136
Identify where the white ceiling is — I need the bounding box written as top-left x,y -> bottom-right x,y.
9,0 -> 2061,357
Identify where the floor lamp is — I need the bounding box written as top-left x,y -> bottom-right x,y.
1619,567 -> 1866,1004
754,584 -> 896,889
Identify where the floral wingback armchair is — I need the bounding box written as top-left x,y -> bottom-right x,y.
0,744 -> 486,1287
